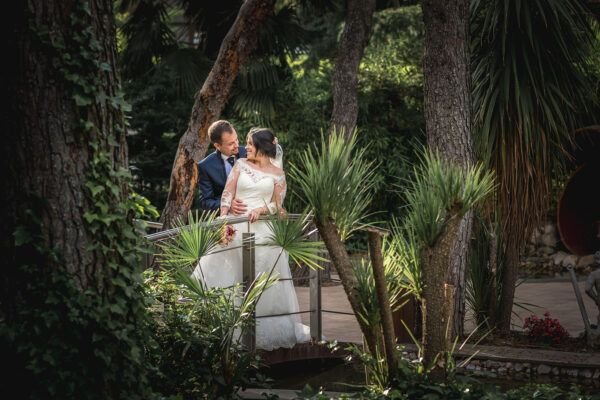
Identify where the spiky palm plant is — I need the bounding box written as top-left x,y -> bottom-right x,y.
289,129 -> 385,354
403,150 -> 494,368
471,0 -> 596,332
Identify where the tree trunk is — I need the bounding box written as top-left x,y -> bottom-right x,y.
315,218 -> 381,354
421,0 -> 473,338
329,0 -> 376,138
421,215 -> 462,370
367,230 -> 398,380
160,0 -> 275,227
2,0 -> 126,291
498,236 -> 520,333
2,1 -> 151,397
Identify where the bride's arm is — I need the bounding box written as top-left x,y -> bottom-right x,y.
220,163 -> 240,216
248,174 -> 286,222
269,174 -> 287,214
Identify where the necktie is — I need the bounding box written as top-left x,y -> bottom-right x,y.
226,156 -> 235,167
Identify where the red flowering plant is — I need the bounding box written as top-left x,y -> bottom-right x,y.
219,224 -> 237,246
523,312 -> 569,345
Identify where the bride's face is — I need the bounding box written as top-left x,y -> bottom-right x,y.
246,136 -> 258,160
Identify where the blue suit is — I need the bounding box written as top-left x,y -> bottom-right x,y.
197,147 -> 247,211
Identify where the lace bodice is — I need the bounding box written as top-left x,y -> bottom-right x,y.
221,159 -> 286,215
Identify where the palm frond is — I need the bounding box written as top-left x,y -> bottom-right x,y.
156,210 -> 221,271
289,128 -> 379,240
471,0 -> 596,247
404,150 -> 495,248
263,210 -> 327,270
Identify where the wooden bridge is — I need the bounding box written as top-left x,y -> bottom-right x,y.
143,214 -> 368,364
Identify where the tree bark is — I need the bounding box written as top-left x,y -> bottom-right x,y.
315,218 -> 381,354
2,0 -> 126,291
160,0 -> 275,227
2,1 -> 152,397
421,215 -> 462,370
421,0 -> 473,338
498,236 -> 519,333
329,0 -> 376,138
367,230 -> 398,380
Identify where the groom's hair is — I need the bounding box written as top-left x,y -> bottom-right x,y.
208,120 -> 234,144
248,127 -> 277,158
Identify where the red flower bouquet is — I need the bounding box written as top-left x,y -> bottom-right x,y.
219,224 -> 237,246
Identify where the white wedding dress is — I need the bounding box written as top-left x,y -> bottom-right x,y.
193,159 -> 310,350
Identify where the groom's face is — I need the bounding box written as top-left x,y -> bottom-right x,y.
215,129 -> 239,157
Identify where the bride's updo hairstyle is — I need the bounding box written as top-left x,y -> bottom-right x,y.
247,127 -> 277,158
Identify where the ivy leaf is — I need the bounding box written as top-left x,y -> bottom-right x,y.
74,94 -> 92,106
14,226 -> 32,246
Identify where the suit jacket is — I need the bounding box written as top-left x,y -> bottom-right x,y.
197,147 -> 247,211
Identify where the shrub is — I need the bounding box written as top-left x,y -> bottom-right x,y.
523,312 -> 569,344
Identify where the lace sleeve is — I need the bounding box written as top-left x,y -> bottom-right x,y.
267,174 -> 287,215
220,163 -> 240,215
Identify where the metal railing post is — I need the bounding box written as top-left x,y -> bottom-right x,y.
242,232 -> 256,351
310,265 -> 322,341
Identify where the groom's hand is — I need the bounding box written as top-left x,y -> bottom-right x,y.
230,199 -> 247,216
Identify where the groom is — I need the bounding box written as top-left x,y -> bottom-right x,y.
197,120 -> 247,214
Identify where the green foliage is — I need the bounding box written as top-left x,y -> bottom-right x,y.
144,269 -> 276,399
264,211 -> 327,270
157,211 -> 221,270
404,151 -> 495,248
125,64 -> 196,208
471,0 -> 597,253
290,130 -> 378,241
466,216 -> 504,328
385,220 -> 423,300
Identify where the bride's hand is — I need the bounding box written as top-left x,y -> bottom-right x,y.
248,208 -> 262,223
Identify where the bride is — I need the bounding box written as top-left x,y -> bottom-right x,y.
193,127 -> 310,351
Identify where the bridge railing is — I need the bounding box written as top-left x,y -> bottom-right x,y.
141,214 -> 346,351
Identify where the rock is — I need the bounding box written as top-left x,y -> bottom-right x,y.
543,222 -> 557,236
551,367 -> 560,376
566,368 -> 578,377
581,369 -> 593,379
562,254 -> 579,268
497,367 -> 508,375
551,251 -> 568,266
539,246 -> 555,256
537,364 -> 551,374
541,233 -> 558,248
593,370 -> 600,380
514,363 -> 524,372
577,254 -> 595,268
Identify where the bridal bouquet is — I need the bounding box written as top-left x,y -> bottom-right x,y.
219,224 -> 237,246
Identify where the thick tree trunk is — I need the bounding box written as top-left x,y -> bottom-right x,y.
160,0 -> 275,227
421,0 -> 473,338
2,1 -> 152,397
329,0 -> 376,138
2,0 -> 126,291
315,218 -> 380,354
421,215 -> 462,370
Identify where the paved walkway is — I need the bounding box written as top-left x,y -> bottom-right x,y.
295,278 -> 598,344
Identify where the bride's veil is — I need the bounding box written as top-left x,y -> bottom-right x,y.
270,142 -> 283,169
